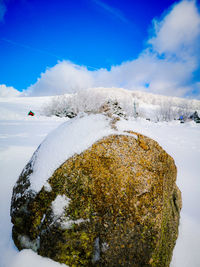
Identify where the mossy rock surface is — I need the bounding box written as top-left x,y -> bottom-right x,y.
11,131 -> 181,267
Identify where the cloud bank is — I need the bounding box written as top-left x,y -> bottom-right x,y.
26,0 -> 200,98
0,84 -> 21,97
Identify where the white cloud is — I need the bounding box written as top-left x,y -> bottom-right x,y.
26,0 -> 200,99
0,84 -> 21,97
25,61 -> 93,96
149,0 -> 200,56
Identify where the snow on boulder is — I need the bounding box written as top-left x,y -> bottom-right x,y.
10,113 -> 182,266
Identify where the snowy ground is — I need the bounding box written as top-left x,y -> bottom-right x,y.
0,96 -> 200,267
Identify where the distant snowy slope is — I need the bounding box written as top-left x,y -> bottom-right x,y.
131,90 -> 200,110
1,88 -> 200,121
0,96 -> 54,120
41,87 -> 200,121
75,87 -> 200,111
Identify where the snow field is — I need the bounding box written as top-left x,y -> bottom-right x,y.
0,94 -> 200,266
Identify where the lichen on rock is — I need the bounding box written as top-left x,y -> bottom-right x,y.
10,114 -> 182,267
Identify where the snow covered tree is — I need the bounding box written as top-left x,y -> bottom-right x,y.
42,95 -> 77,118
98,100 -> 127,118
154,101 -> 174,122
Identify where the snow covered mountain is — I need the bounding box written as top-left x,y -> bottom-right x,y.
1,87 -> 200,121
40,87 -> 200,122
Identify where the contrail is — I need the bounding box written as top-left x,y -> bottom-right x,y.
1,37 -> 100,71
92,0 -> 129,24
1,37 -> 62,59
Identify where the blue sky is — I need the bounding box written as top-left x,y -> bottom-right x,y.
0,0 -> 200,98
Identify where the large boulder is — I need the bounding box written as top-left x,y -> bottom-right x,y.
11,114 -> 181,267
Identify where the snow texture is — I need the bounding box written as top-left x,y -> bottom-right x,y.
26,112 -> 138,194
43,181 -> 52,192
28,114 -> 116,192
51,195 -> 71,218
61,218 -> 89,230
51,194 -> 89,230
92,237 -> 100,263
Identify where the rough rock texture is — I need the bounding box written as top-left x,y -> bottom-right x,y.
11,131 -> 181,267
